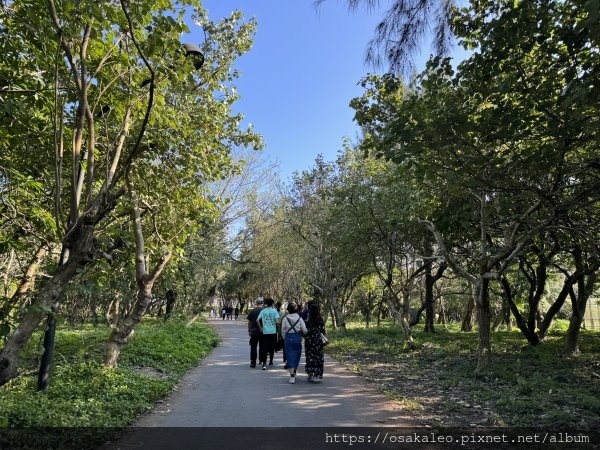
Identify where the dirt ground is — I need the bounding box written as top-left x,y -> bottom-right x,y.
334,352 -> 498,427
332,348 -> 600,430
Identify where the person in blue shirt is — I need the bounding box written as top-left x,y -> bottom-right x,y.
257,298 -> 280,370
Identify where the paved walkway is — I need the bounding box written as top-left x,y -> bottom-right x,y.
110,318 -> 411,449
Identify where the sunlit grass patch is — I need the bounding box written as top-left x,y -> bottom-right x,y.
381,389 -> 424,411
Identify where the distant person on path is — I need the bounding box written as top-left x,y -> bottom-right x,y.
278,302 -> 289,366
300,300 -> 313,321
221,307 -> 226,320
305,303 -> 326,382
247,298 -> 264,367
234,307 -> 239,320
275,301 -> 285,358
281,302 -> 307,384
257,298 -> 279,370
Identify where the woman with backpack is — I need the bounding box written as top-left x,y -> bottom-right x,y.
281,302 -> 307,384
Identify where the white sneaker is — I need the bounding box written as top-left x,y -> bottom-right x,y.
288,376 -> 296,384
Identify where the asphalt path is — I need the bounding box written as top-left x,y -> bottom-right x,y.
108,318 -> 411,449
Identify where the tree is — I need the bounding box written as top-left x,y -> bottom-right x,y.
286,156 -> 363,329
315,0 -> 457,74
349,0 -> 600,370
0,0 -> 260,386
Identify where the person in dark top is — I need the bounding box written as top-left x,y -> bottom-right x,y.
304,303 -> 326,382
246,298 -> 264,368
300,300 -> 314,321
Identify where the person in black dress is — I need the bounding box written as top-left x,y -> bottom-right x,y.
304,303 -> 326,382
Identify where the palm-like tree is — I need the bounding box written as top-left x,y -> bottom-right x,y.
315,0 -> 456,75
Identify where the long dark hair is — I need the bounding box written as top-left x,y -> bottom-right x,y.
308,303 -> 322,323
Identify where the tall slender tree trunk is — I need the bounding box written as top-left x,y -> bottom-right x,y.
328,277 -> 346,330
385,288 -> 413,345
437,295 -> 447,325
476,278 -> 492,373
104,176 -> 172,368
461,285 -> 475,332
424,262 -> 435,332
329,295 -> 345,329
424,261 -> 446,332
400,287 -> 413,342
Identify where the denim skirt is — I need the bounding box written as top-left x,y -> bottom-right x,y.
284,333 -> 302,370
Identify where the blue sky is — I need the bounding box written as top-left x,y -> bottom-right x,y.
197,1 -> 445,180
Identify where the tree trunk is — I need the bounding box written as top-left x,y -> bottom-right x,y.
476,278 -> 491,373
565,272 -> 597,356
105,296 -> 121,328
386,288 -> 413,345
376,292 -> 384,326
500,276 -> 539,345
0,246 -> 48,334
11,246 -> 49,303
461,285 -> 475,332
105,285 -> 151,367
37,314 -> 57,391
364,292 -> 373,328
104,175 -> 172,367
424,261 -> 446,332
537,280 -> 571,340
164,289 -> 176,321
328,281 -> 346,330
410,303 -> 427,327
0,238 -> 88,386
437,295 -> 447,325
424,262 -> 435,332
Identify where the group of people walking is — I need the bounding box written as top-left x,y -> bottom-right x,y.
247,298 -> 326,384
209,306 -> 239,320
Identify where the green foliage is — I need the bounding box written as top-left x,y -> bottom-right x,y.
0,318 -> 219,429
0,363 -> 171,427
118,318 -> 219,376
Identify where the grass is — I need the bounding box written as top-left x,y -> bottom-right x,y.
326,320 -> 600,428
0,316 -> 219,448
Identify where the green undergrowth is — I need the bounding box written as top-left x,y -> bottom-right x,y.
327,320 -> 600,428
0,317 -> 219,436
